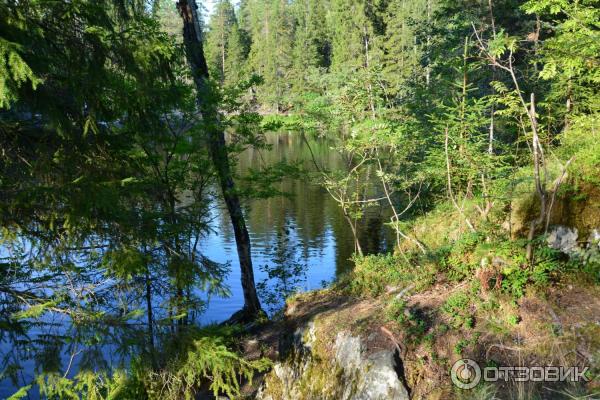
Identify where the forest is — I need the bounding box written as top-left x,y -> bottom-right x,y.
0,0 -> 599,398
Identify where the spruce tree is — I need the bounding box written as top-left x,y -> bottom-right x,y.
288,0 -> 330,103
244,0 -> 294,111
329,0 -> 382,78
205,0 -> 238,82
382,0 -> 436,98
224,23 -> 249,85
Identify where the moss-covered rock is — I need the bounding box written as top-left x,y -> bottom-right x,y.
257,316 -> 409,400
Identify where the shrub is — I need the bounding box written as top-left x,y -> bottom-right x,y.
17,326 -> 272,400
500,238 -> 563,298
386,298 -> 408,324
442,291 -> 474,329
445,232 -> 485,281
347,254 -> 408,296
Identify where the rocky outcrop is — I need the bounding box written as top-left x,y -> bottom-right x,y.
334,331 -> 409,400
547,225 -> 600,264
256,320 -> 410,400
547,225 -> 580,254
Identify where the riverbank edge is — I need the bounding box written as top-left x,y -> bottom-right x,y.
239,274 -> 600,399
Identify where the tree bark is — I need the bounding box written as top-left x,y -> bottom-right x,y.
525,93 -> 546,264
177,0 -> 262,317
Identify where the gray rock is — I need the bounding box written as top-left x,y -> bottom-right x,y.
258,324 -> 409,400
353,351 -> 409,400
334,331 -> 363,372
547,225 -> 579,254
335,331 -> 409,400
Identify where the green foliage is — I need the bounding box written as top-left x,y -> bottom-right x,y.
12,300 -> 58,320
241,0 -> 295,111
346,254 -> 410,297
1,0 -> 599,395
454,339 -> 469,355
0,2 -> 269,397
382,0 -> 435,97
441,291 -> 474,329
18,327 -> 272,400
151,334 -> 271,399
386,298 -> 428,344
35,371 -> 141,400
523,0 -> 600,115
506,313 -> 520,326
386,298 -> 408,324
487,29 -> 519,59
205,0 -> 245,84
102,247 -> 148,282
0,37 -> 40,108
558,115 -> 600,184
6,385 -> 31,400
498,238 -> 563,297
444,233 -> 485,281
471,237 -> 566,298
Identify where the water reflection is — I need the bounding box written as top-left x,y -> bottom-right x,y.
199,131 -> 392,322
256,221 -> 308,315
0,131 -> 392,398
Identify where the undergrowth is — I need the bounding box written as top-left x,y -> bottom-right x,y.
13,326 -> 271,400
343,191 -> 600,398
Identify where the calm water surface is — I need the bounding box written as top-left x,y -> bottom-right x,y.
200,131 -> 390,322
0,132 -> 391,398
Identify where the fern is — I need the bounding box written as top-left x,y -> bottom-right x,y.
0,37 -> 40,108
153,335 -> 271,399
26,329 -> 272,400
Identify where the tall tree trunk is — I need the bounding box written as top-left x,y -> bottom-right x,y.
488,0 -> 496,155
177,0 -> 262,318
526,93 -> 546,264
144,267 -> 159,368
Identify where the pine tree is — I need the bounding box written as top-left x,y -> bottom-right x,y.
382,0 -> 436,98
243,0 -> 294,111
205,0 -> 238,82
288,0 -> 330,103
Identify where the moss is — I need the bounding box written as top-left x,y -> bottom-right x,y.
259,318 -> 350,400
548,182 -> 600,238
509,178 -> 600,240
261,370 -> 285,399
296,357 -> 345,399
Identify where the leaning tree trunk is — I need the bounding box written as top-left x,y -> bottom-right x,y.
177,0 -> 262,318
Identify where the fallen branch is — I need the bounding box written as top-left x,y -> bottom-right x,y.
381,326 -> 407,358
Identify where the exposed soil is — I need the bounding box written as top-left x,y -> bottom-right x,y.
240,280 -> 600,399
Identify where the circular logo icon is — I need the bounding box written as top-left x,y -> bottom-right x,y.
451,358 -> 481,389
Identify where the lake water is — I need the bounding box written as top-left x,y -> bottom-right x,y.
199,131 -> 391,321
0,131 -> 392,398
